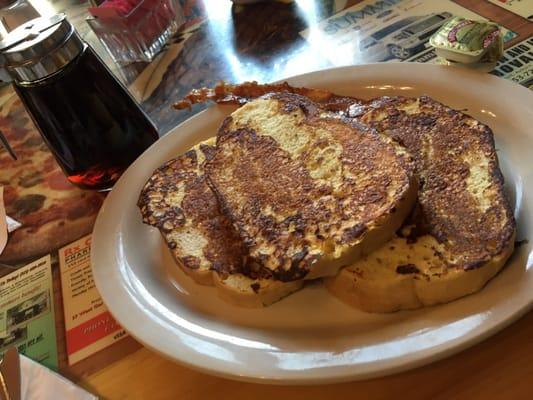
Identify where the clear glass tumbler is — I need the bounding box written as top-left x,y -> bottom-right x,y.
86,0 -> 184,64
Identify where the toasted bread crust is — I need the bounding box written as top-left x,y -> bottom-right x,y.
206,94 -> 416,281
138,142 -> 247,276
138,139 -> 302,307
327,96 -> 516,312
354,96 -> 515,268
326,232 -> 515,313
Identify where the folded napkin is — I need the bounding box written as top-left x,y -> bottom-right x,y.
0,186 -> 22,257
0,186 -> 7,255
20,356 -> 97,400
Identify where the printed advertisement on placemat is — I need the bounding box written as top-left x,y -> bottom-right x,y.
0,255 -> 58,370
491,36 -> 533,89
300,0 -> 517,65
59,234 -> 128,365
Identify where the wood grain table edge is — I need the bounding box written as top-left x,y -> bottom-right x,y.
82,310 -> 533,400
455,0 -> 533,46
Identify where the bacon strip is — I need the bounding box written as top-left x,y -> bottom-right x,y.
173,81 -> 363,112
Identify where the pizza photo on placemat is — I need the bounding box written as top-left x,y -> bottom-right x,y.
0,88 -> 104,264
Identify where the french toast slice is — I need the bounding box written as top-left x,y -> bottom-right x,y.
138,138 -> 303,307
326,96 -> 516,312
205,93 -> 418,282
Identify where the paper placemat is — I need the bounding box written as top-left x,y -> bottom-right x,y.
488,0 -> 533,21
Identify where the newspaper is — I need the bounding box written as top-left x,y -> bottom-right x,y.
59,234 -> 127,365
300,0 -> 517,66
0,255 -> 58,370
491,36 -> 533,90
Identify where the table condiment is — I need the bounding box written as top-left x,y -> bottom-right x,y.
429,16 -> 503,64
0,14 -> 159,191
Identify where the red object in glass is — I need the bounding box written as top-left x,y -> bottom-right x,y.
66,166 -> 123,189
88,0 -> 180,57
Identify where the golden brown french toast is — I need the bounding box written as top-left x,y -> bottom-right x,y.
138,139 -> 302,307
326,96 -> 516,312
205,93 -> 417,282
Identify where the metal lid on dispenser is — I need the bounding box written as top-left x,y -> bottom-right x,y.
0,14 -> 84,82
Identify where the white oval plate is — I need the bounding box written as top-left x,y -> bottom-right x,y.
92,63 -> 533,384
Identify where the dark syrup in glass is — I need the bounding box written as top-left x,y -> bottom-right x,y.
14,46 -> 158,191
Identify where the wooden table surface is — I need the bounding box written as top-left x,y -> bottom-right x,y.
84,311 -> 533,400
5,0 -> 532,399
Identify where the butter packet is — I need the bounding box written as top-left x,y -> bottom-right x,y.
436,57 -> 498,73
435,31 -> 503,72
429,17 -> 502,63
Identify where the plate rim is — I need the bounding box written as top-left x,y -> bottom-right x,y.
92,62 -> 533,384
